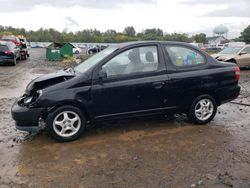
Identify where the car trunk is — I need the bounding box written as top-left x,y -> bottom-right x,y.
0,45 -> 14,59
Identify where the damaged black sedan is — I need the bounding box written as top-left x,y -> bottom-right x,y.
12,41 -> 240,142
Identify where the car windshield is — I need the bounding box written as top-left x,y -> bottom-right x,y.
219,47 -> 242,54
74,47 -> 117,74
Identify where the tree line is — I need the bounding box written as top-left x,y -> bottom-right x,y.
0,25 -> 249,43
0,25 -> 206,43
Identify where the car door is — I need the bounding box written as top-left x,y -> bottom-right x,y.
162,44 -> 214,109
91,44 -> 171,120
237,47 -> 250,67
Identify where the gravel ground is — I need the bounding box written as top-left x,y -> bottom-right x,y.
0,48 -> 250,188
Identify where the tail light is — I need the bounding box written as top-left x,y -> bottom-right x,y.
4,50 -> 13,55
235,66 -> 240,81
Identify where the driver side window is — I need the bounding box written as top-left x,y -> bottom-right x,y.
243,47 -> 250,54
102,46 -> 159,78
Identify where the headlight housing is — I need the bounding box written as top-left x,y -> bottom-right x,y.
23,90 -> 42,105
23,96 -> 33,104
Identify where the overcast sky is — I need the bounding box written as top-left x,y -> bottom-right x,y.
0,0 -> 249,38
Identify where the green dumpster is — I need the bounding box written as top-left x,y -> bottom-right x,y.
46,42 -> 74,61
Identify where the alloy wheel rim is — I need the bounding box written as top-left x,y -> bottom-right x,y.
194,99 -> 214,121
53,111 -> 81,137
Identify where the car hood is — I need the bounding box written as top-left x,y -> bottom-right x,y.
26,68 -> 75,94
211,53 -> 236,61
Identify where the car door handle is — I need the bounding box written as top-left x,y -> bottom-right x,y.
152,81 -> 165,89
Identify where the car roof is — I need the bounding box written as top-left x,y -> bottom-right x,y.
227,45 -> 250,48
111,41 -> 196,49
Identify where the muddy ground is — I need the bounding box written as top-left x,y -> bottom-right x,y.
0,48 -> 250,188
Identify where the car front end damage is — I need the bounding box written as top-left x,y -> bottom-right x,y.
11,90 -> 47,132
11,69 -> 76,132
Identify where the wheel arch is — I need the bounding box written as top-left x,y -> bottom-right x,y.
46,100 -> 92,123
187,92 -> 221,109
226,58 -> 237,64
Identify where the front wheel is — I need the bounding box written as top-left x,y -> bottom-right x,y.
47,106 -> 86,142
188,95 -> 217,124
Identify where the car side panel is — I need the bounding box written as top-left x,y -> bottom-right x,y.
91,73 -> 174,120
161,43 -> 239,110
236,54 -> 250,67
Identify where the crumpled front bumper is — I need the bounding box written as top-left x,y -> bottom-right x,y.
11,99 -> 45,132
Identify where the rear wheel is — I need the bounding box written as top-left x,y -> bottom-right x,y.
47,106 -> 86,142
11,57 -> 17,66
22,55 -> 27,60
188,95 -> 217,124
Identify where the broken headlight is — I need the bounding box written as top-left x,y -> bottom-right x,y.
23,90 -> 42,105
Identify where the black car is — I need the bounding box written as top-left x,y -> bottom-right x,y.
0,41 -> 20,65
87,46 -> 100,54
87,45 -> 107,54
11,41 -> 240,142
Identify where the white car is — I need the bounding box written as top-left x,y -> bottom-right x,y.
73,46 -> 82,54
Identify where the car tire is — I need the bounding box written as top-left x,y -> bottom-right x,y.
11,57 -> 17,66
188,95 -> 217,125
46,105 -> 86,142
23,55 -> 27,60
75,50 -> 79,54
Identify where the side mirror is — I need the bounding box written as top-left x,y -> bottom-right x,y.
239,51 -> 247,56
98,69 -> 107,80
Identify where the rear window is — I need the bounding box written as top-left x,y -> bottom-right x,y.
0,45 -> 8,51
165,46 -> 205,67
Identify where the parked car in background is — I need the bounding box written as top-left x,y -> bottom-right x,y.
12,41 -> 240,142
0,41 -> 20,65
18,36 -> 30,60
1,35 -> 21,47
87,45 -> 108,54
100,45 -> 108,51
73,46 -> 82,54
211,45 -> 250,68
216,43 -> 228,49
87,46 -> 100,54
190,42 -> 204,49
